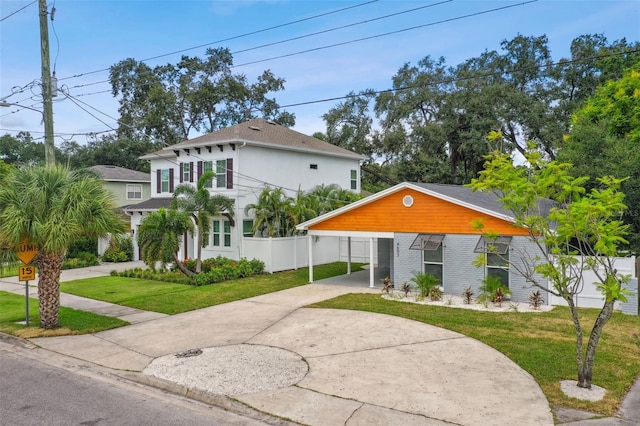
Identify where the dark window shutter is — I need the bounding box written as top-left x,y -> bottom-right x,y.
197,161 -> 203,181
226,158 -> 233,189
189,161 -> 194,182
179,163 -> 184,183
156,170 -> 161,193
169,168 -> 174,193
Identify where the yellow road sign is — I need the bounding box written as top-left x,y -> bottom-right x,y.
17,239 -> 39,265
19,265 -> 36,281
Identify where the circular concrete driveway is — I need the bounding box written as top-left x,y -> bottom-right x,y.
144,306 -> 553,425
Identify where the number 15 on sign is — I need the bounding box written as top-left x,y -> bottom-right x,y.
19,265 -> 36,281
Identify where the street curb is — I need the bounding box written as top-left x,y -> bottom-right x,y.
0,331 -> 37,349
116,371 -> 297,426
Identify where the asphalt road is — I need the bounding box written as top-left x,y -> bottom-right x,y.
0,348 -> 268,426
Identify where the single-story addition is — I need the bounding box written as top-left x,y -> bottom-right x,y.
297,182 -> 551,305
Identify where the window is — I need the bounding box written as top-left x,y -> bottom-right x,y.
161,169 -> 170,193
182,163 -> 191,183
212,220 -> 231,247
203,161 -> 213,188
223,221 -> 231,247
410,234 -> 445,283
126,184 -> 142,200
350,169 -> 357,190
212,220 -> 220,246
216,159 -> 226,188
474,236 -> 512,288
423,244 -> 443,283
243,220 -> 254,237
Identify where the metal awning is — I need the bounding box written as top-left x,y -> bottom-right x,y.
473,236 -> 512,254
409,234 -> 445,251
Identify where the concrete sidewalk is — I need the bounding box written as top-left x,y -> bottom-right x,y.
2,264 -> 637,425
0,261 -> 167,324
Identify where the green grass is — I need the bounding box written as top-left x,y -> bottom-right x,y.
307,294 -> 640,416
0,291 -> 128,337
0,263 -> 21,278
61,262 -> 363,315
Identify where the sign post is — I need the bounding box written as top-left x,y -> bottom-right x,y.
17,239 -> 39,326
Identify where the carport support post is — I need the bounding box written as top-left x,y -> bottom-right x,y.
347,236 -> 352,275
369,237 -> 375,288
307,234 -> 314,283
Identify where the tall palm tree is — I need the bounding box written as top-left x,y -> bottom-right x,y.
136,207 -> 194,276
172,171 -> 235,273
0,165 -> 125,329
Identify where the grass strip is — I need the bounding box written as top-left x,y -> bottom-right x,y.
0,290 -> 128,338
61,262 -> 362,315
307,293 -> 640,416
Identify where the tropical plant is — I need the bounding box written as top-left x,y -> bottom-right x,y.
137,208 -> 194,276
0,165 -> 126,329
462,286 -> 474,304
477,275 -> 511,306
528,290 -> 545,310
245,186 -> 294,237
172,171 -> 235,273
410,272 -> 440,300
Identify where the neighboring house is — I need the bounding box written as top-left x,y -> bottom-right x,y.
297,181 -> 552,305
88,165 -> 151,208
124,118 -> 365,261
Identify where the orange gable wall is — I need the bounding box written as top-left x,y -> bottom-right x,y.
309,188 -> 530,236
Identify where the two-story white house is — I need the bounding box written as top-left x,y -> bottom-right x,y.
125,118 -> 365,263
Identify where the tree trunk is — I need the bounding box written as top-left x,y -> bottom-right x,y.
566,297 -> 588,388
579,300 -> 615,388
36,252 -> 64,329
172,253 -> 195,278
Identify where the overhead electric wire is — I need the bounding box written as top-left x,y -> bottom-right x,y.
56,0 -> 380,82
0,0 -> 36,22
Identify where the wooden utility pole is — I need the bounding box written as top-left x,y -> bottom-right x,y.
39,0 -> 55,166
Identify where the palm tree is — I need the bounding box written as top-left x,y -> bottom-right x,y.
0,165 -> 125,329
245,186 -> 293,237
136,207 -> 194,276
172,171 -> 235,273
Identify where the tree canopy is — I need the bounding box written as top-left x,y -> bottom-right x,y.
110,47 -> 295,145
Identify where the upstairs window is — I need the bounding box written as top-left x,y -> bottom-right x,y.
350,169 -> 357,190
216,159 -> 226,188
203,161 -> 213,188
156,169 -> 173,193
126,184 -> 142,200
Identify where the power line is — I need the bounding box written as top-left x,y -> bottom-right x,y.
57,0 -> 380,82
57,0 -> 536,98
0,0 -> 36,22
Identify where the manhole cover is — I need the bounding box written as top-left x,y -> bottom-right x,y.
144,344 -> 308,396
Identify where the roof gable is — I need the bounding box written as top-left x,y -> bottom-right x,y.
298,182 -> 532,236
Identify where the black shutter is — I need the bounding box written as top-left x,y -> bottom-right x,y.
226,158 -> 233,189
169,168 -> 174,193
156,170 -> 161,193
197,161 -> 203,181
189,161 -> 194,182
179,163 -> 184,183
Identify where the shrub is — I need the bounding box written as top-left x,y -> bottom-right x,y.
462,286 -> 474,304
62,253 -> 99,269
101,234 -> 134,263
68,236 -> 98,257
410,272 -> 440,299
429,286 -> 443,301
477,276 -> 511,306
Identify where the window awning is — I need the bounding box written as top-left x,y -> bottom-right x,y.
409,234 -> 445,250
473,236 -> 512,255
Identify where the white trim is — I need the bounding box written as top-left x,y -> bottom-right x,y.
306,230 -> 394,238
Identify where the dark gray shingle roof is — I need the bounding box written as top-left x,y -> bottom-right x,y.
165,118 -> 365,160
89,165 -> 150,182
123,198 -> 172,212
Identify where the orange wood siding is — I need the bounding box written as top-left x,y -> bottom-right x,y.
309,188 -> 530,236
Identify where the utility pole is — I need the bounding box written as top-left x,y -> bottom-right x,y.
39,0 -> 55,166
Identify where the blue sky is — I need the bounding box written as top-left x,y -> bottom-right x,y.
1,0 -> 639,146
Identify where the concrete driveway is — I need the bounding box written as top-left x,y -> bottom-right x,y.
29,272 -> 553,425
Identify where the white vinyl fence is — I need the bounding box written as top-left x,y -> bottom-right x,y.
241,236 -> 378,273
550,256 -> 638,314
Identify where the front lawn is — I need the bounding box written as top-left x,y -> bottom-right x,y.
61,262 -> 363,315
308,294 -> 640,416
0,291 -> 128,338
